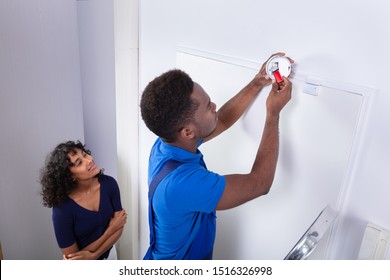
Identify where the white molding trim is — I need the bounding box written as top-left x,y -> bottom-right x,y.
114,0 -> 140,260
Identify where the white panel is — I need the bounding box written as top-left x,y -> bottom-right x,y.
358,223 -> 390,260
176,50 -> 371,259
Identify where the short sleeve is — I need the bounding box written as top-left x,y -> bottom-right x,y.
166,166 -> 225,213
52,205 -> 76,248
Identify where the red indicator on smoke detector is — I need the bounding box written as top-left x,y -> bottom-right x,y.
272,69 -> 283,84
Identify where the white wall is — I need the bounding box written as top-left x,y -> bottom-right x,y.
0,0 -> 84,259
139,0 -> 390,259
75,0 -> 140,260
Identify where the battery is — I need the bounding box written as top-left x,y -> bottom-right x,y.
272,69 -> 283,84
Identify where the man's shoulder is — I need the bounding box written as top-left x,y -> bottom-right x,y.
167,163 -> 221,188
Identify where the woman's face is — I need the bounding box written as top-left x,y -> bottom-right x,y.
67,148 -> 100,182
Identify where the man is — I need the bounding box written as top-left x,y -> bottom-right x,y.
140,52 -> 293,259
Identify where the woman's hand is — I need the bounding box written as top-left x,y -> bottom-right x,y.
108,209 -> 127,233
64,250 -> 96,260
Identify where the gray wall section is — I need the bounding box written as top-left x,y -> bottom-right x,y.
0,0 -> 84,259
76,0 -> 118,179
0,0 -> 120,260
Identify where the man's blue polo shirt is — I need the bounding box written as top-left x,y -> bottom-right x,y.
148,137 -> 226,259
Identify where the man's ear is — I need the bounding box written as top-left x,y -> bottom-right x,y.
180,126 -> 195,140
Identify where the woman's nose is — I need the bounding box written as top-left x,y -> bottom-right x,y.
86,154 -> 93,162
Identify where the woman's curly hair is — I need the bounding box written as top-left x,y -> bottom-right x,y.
140,69 -> 199,142
39,140 -> 91,208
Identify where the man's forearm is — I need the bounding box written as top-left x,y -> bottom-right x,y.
250,113 -> 279,192
216,113 -> 280,210
205,79 -> 264,143
217,79 -> 263,130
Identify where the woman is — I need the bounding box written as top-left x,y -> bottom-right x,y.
40,140 -> 127,260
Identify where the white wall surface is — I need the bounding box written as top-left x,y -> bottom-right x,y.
0,0 -> 84,259
176,51 -> 372,260
139,0 -> 390,259
2,0 -> 389,260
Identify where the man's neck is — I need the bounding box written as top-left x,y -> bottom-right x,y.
165,138 -> 199,154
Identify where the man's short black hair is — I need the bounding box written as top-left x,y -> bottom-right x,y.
140,69 -> 199,142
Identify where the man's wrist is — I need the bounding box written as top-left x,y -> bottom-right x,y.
248,78 -> 264,94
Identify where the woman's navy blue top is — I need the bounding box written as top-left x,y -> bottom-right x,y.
52,174 -> 122,259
